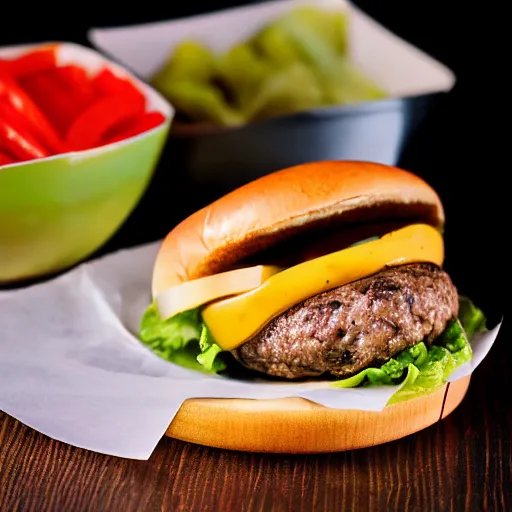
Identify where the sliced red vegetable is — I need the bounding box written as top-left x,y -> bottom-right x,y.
45,64 -> 94,112
0,73 -> 66,152
92,67 -> 146,106
0,118 -> 49,161
103,111 -> 166,144
0,101 -> 51,154
102,110 -> 165,137
0,45 -> 57,77
66,93 -> 146,150
18,71 -> 81,137
0,151 -> 14,165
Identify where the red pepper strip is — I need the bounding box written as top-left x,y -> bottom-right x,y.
92,67 -> 146,106
0,45 -> 58,77
0,74 -> 66,153
66,93 -> 146,150
104,111 -> 166,144
0,118 -> 49,161
45,65 -> 95,112
102,111 -> 165,139
18,72 -> 79,138
0,101 -> 51,154
0,151 -> 14,165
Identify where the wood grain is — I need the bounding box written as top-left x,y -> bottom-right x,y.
1,342 -> 510,512
165,377 -> 470,453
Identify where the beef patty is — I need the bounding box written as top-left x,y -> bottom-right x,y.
233,263 -> 459,379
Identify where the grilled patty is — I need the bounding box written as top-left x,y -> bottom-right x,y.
233,263 -> 459,379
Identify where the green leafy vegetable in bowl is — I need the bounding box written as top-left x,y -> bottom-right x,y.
149,6 -> 386,126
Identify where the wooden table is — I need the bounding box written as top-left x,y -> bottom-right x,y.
0,1 -> 508,508
1,320 -> 510,511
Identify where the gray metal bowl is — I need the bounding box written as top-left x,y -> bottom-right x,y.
168,92 -> 442,199
88,0 -> 456,204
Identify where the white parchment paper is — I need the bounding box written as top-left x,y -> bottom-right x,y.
0,243 -> 501,459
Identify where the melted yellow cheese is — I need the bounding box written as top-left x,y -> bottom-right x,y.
156,265 -> 282,319
202,224 -> 444,350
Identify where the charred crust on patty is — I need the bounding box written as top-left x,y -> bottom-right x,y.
233,263 -> 459,380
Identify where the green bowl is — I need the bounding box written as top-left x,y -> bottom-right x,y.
0,42 -> 173,283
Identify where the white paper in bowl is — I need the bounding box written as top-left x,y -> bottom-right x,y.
88,0 -> 455,99
0,243 -> 501,459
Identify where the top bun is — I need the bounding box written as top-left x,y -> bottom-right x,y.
152,161 -> 444,296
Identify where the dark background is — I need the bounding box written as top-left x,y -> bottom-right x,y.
0,1 -> 505,324
1,4 -> 510,509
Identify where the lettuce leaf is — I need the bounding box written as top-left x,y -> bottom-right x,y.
139,304 -> 224,374
139,296 -> 485,403
331,296 -> 485,403
458,295 -> 487,339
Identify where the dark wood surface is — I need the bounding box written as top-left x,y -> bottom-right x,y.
1,1 -> 509,510
1,317 -> 510,512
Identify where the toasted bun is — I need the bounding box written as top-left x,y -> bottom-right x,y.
164,376 -> 469,452
153,161 -> 444,295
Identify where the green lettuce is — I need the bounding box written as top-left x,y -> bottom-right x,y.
140,304 -> 224,374
139,296 -> 486,403
458,295 -> 487,339
332,296 -> 486,403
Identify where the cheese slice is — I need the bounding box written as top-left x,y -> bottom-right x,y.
156,265 -> 282,320
202,224 -> 444,350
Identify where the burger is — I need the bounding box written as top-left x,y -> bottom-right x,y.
139,161 -> 486,452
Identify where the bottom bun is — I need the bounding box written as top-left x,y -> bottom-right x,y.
165,376 -> 470,453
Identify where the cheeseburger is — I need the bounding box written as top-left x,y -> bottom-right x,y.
140,161 -> 485,395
